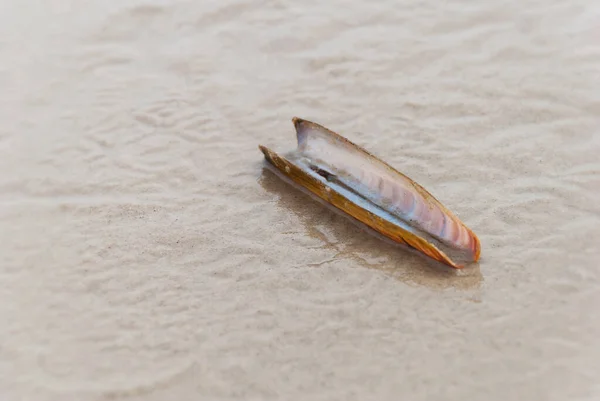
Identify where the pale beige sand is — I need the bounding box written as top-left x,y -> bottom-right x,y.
1,1 -> 599,400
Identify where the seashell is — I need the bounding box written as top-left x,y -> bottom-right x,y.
259,117 -> 481,269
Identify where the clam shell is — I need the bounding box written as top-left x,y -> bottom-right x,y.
259,117 -> 481,269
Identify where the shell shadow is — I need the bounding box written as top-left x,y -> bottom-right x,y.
258,164 -> 483,292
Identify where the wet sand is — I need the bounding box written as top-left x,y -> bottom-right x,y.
1,0 -> 599,400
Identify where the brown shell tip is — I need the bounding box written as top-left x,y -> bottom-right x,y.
259,145 -> 275,163
446,257 -> 464,269
292,116 -> 307,124
293,117 -> 311,136
292,117 -> 312,147
472,235 -> 481,262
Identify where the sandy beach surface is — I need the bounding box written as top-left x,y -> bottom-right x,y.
1,0 -> 599,400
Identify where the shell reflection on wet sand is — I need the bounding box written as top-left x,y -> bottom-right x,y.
259,117 -> 481,270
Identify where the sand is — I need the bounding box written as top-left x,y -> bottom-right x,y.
1,0 -> 599,400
